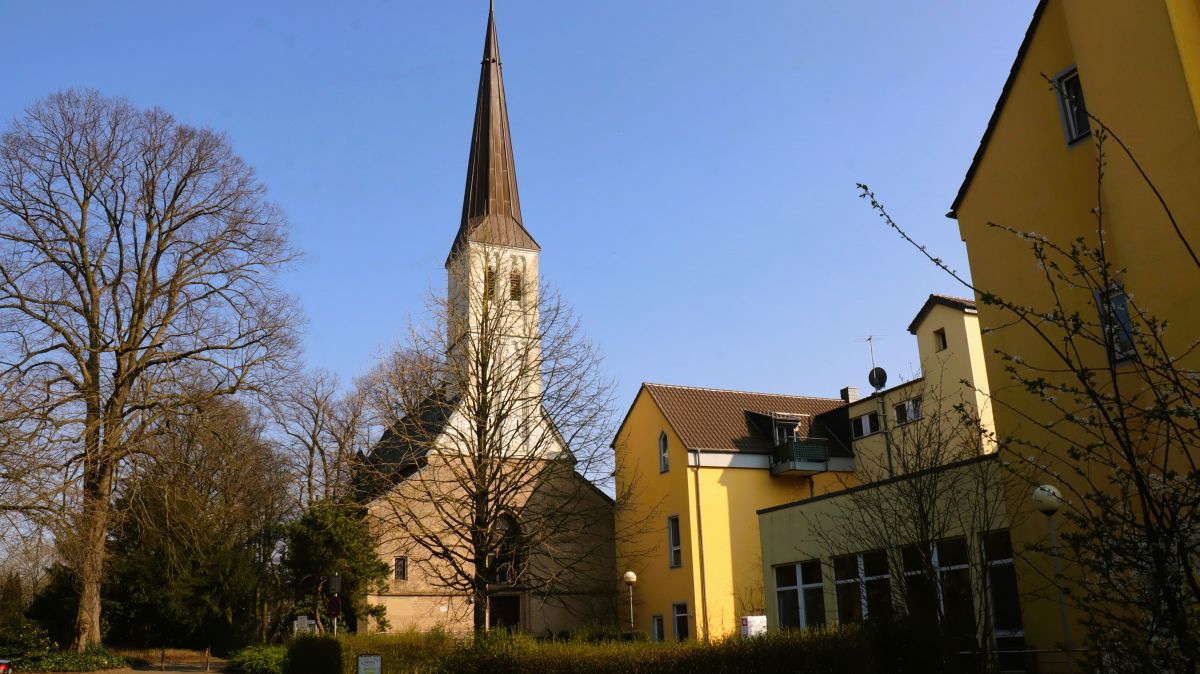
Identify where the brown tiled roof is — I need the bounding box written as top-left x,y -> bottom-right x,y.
642,383 -> 848,455
907,293 -> 978,334
446,3 -> 540,265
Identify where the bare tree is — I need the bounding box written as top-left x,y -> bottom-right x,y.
0,89 -> 299,649
858,102 -> 1200,673
810,377 -> 1011,672
359,249 -> 616,635
271,369 -> 371,508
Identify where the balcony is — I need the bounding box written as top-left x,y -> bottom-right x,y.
770,440 -> 830,476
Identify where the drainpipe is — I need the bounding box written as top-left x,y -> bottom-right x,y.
690,448 -> 711,641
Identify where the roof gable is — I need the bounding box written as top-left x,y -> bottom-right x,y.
947,0 -> 1049,219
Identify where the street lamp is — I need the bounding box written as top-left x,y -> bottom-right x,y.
623,571 -> 638,634
1033,484 -> 1074,674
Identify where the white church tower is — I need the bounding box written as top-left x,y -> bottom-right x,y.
445,0 -> 545,420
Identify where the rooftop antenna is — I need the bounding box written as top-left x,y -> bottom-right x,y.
861,335 -> 895,478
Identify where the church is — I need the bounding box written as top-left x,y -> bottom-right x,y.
359,3 -> 617,635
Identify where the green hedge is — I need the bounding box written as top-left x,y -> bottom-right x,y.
227,643 -> 289,674
0,619 -> 128,672
278,627 -> 876,674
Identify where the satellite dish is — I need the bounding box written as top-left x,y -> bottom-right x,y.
868,367 -> 888,391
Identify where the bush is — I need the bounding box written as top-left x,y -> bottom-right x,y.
227,643 -> 289,674
14,644 -> 129,673
283,636 -> 341,674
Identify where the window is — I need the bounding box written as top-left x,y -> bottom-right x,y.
775,423 -> 799,445
393,556 -> 408,581
894,398 -> 921,425
834,551 -> 891,623
509,270 -> 523,301
1054,66 -> 1091,144
899,539 -> 976,640
775,560 -> 825,629
934,328 -> 948,352
484,266 -> 497,299
658,431 -> 670,473
850,412 -> 880,439
667,515 -> 682,568
983,530 -> 1027,668
651,615 -> 665,642
672,603 -> 689,640
1096,285 -> 1135,363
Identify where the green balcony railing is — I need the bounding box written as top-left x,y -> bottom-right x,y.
772,441 -> 829,465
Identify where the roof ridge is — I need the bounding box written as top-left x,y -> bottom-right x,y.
643,382 -> 842,402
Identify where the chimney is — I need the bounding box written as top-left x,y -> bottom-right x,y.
840,386 -> 859,403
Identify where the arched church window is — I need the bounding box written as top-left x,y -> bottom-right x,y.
510,269 -> 523,301
484,266 -> 497,299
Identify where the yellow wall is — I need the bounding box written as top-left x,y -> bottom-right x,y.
954,0 -> 1200,664
613,387 -> 845,639
758,457 -> 1010,631
613,388 -> 697,638
847,302 -> 994,479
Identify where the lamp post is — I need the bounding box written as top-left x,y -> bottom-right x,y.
1033,484 -> 1074,674
623,571 -> 638,635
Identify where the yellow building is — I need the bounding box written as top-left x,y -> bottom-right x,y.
757,296 -> 1020,667
845,294 -> 995,481
949,0 -> 1200,670
612,384 -> 852,640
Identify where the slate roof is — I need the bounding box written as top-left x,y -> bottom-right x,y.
355,391 -> 457,502
634,383 -> 852,458
447,2 -> 540,265
907,293 -> 978,334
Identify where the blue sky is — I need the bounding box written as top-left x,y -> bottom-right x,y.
1,1 -> 1038,406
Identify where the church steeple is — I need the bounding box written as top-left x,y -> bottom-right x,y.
447,1 -> 540,266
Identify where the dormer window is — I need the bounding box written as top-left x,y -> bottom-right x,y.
775,423 -> 798,445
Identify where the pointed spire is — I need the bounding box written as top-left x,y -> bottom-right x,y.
447,1 -> 539,265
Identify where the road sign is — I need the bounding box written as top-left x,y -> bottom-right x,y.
327,594 -> 342,618
357,654 -> 382,674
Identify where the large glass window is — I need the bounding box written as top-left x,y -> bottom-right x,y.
667,515 -> 682,568
984,530 -> 1026,669
834,551 -> 890,623
774,560 -> 825,629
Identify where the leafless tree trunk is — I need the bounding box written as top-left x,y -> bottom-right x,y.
270,369 -> 369,508
359,249 -> 616,635
0,89 -> 299,649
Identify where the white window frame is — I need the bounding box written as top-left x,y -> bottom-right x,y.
672,602 -> 689,641
834,551 -> 889,621
658,431 -> 670,473
1096,284 -> 1135,363
894,398 -> 921,425
983,531 -> 1025,641
850,412 -> 880,439
667,515 -> 682,568
1053,65 -> 1091,145
775,560 -> 824,629
651,614 -> 665,642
